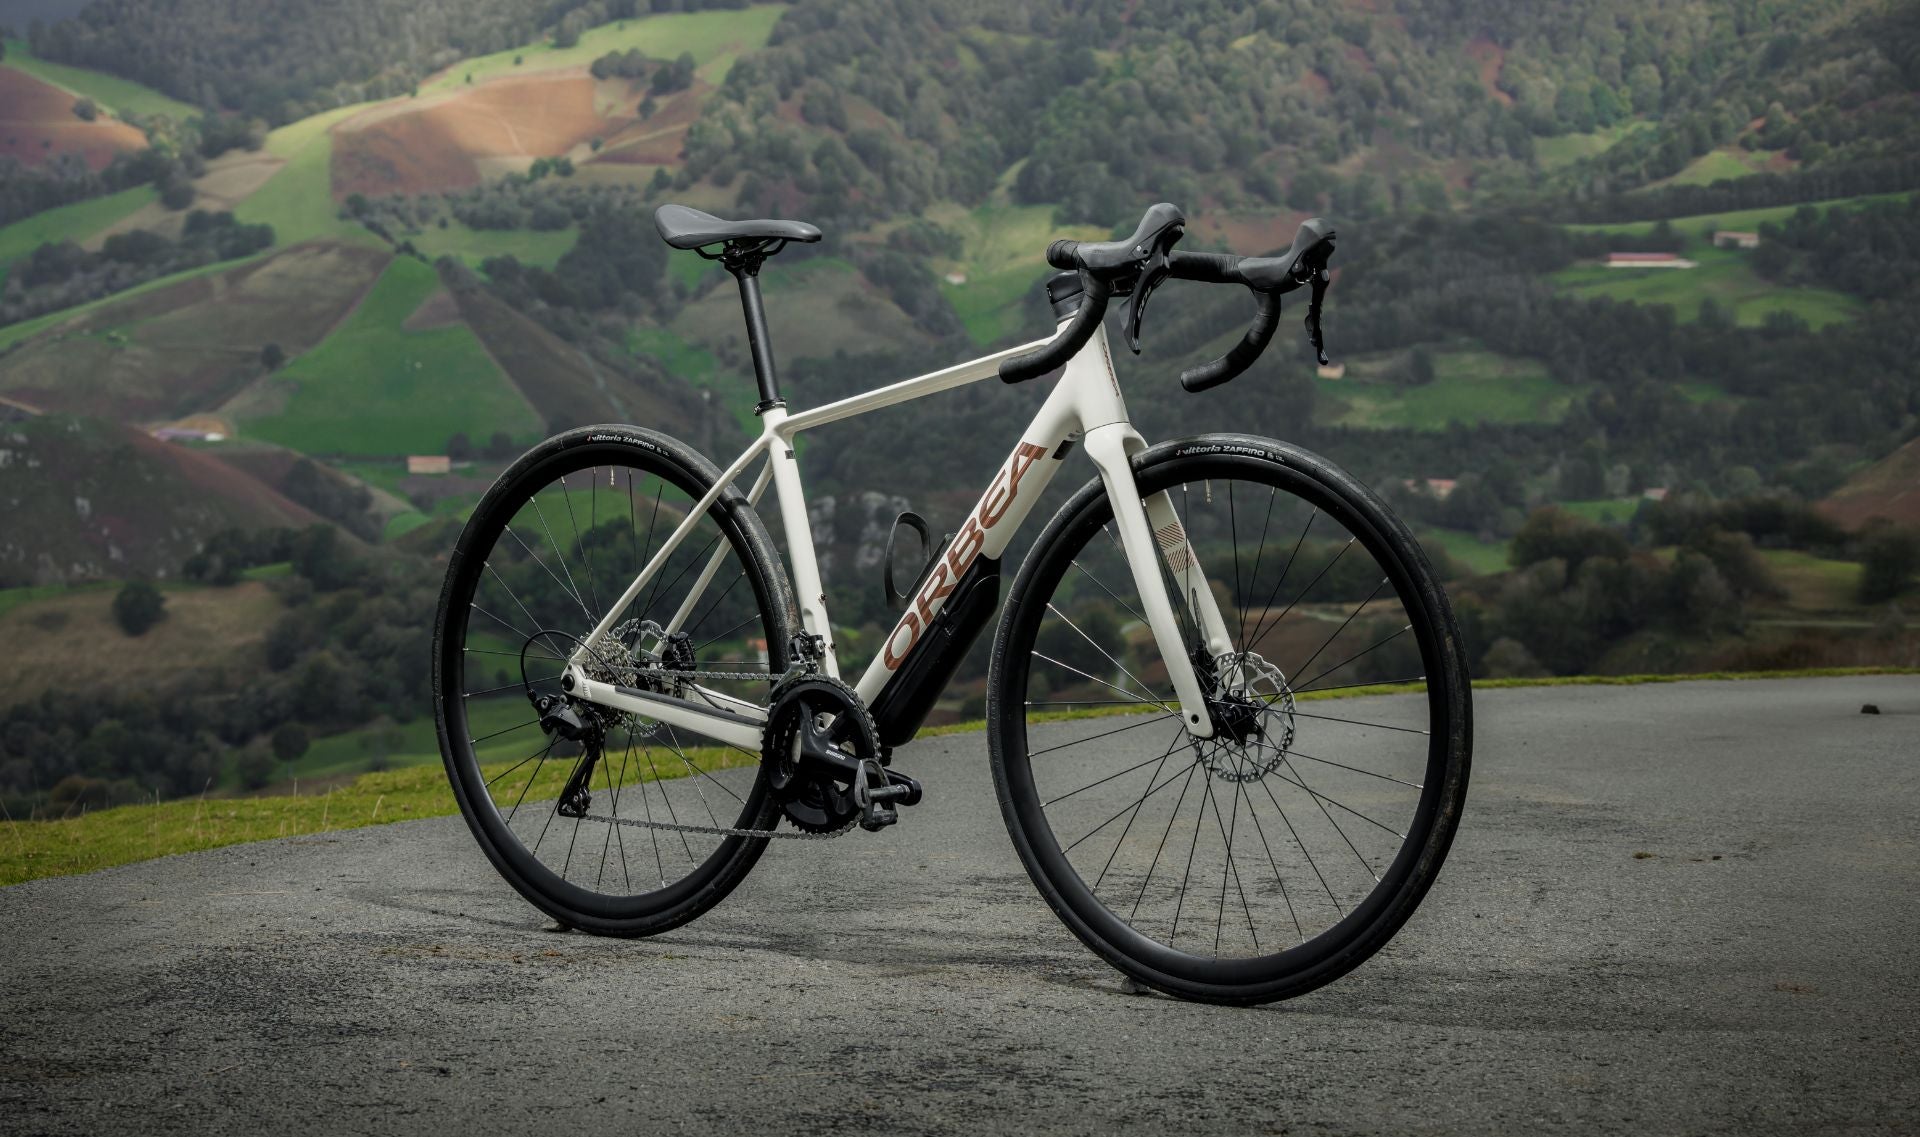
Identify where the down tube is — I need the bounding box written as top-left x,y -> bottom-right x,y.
853,383 -> 1082,707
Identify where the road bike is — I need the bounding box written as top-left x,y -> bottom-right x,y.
432,201 -> 1472,1005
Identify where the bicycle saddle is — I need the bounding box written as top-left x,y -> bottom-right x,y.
653,203 -> 823,250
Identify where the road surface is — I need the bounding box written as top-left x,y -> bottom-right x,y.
2,677 -> 1916,1135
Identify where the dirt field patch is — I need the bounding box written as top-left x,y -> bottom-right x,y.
0,67 -> 147,171
401,287 -> 461,331
1820,438 -> 1920,529
0,580 -> 283,703
1465,38 -> 1515,106
332,72 -> 627,198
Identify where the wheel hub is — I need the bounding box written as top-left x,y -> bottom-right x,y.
1195,651 -> 1296,782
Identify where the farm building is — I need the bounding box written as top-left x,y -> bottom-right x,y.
407,455 -> 452,475
1402,477 -> 1458,500
1317,361 -> 1347,380
1605,252 -> 1697,269
1712,230 -> 1761,249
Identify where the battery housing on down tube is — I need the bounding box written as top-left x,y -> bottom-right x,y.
867,555 -> 1001,749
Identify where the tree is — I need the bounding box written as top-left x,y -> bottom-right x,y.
446,431 -> 472,460
233,740 -> 276,790
270,722 -> 309,763
1858,527 -> 1920,604
159,178 -> 194,210
72,97 -> 99,122
260,342 -> 285,370
485,430 -> 515,459
112,580 -> 166,636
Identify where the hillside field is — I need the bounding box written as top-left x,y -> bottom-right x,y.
1552,243 -> 1860,329
243,255 -> 541,455
1313,348 -> 1584,430
0,38 -> 200,120
0,184 -> 156,270
415,5 -> 784,96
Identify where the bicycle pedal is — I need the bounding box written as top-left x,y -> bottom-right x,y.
858,802 -> 897,832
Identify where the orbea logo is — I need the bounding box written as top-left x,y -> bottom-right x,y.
883,442 -> 1049,669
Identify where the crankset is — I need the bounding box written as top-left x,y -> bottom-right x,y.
762,676 -> 921,833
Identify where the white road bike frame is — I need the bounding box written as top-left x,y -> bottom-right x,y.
562,318 -> 1236,751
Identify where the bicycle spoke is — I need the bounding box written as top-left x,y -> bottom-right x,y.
1032,712 -> 1180,763
1291,576 -> 1388,680
1296,623 -> 1413,692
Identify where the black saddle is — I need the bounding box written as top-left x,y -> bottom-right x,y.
653,203 -> 822,251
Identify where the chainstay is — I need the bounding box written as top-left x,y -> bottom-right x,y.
580,811 -> 853,840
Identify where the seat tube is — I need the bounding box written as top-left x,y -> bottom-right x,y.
762,407 -> 838,677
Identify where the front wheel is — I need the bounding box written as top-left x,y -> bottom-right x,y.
988,435 -> 1471,1004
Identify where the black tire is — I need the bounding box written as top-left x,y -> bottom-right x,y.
988,434 -> 1471,1004
433,425 -> 796,936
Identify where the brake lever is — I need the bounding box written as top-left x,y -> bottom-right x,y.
1121,254 -> 1171,354
1302,266 -> 1330,366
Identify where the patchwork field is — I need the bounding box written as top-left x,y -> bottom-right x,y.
242,255 -> 540,455
0,65 -> 148,170
408,221 -> 575,269
0,242 -> 392,420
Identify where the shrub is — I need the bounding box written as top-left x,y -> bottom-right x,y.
112,580 -> 166,636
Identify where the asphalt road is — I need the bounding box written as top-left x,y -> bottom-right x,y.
2,677 -> 1916,1136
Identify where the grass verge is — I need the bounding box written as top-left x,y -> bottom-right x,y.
3,666 -> 1912,887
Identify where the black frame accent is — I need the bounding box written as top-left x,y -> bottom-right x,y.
868,556 -> 1002,748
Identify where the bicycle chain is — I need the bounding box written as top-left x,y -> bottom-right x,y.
579,810 -> 854,840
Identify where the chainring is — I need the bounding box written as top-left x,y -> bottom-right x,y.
761,675 -> 881,834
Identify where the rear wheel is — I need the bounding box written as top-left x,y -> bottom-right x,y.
432,426 -> 795,936
988,435 -> 1471,1004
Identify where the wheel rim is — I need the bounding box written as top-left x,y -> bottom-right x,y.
440,449 -> 783,913
1005,457 -> 1457,981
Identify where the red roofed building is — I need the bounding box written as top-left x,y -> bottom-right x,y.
1605,252 -> 1697,269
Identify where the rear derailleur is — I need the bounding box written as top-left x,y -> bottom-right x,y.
532,691 -> 603,820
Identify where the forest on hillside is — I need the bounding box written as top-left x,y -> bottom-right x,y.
1,0 -> 1916,813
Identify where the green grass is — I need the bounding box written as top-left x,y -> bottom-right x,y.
1420,528 -> 1510,575
1534,121 -> 1650,170
416,6 -> 783,96
6,664 -> 1916,886
1759,549 -> 1859,610
1641,147 -> 1780,189
246,255 -> 541,455
1,39 -> 200,120
1561,192 -> 1916,240
234,114 -> 366,246
0,185 -> 157,269
1551,243 -> 1861,329
383,511 -> 435,541
261,102 -> 371,160
926,200 -> 1107,347
1560,497 -> 1642,525
411,222 -> 575,270
1315,349 -> 1583,431
0,738 -> 751,887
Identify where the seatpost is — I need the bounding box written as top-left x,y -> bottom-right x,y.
720,239 -> 784,414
